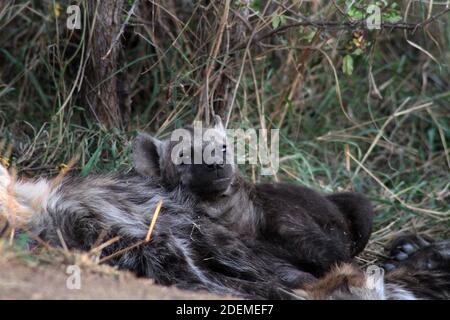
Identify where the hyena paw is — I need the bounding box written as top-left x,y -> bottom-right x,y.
428,239 -> 450,260
383,234 -> 433,271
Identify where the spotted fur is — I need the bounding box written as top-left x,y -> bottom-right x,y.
1,166 -> 301,299
296,235 -> 450,300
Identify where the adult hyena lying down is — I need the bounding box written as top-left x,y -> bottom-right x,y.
0,163 -> 303,299
1,165 -> 449,299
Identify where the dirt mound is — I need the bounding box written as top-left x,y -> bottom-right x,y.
0,260 -> 230,300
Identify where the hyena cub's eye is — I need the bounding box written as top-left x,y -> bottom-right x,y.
178,150 -> 189,165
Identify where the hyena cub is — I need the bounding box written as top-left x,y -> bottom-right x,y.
0,164 -> 295,299
133,116 -> 374,285
296,234 -> 450,300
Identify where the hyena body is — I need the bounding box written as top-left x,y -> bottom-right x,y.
297,235 -> 450,300
1,166 -> 449,299
133,116 -> 374,285
0,165 -> 298,299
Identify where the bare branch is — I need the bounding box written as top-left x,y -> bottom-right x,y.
233,8 -> 450,52
102,0 -> 140,60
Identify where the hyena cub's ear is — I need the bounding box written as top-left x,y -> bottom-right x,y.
133,132 -> 163,177
213,115 -> 226,132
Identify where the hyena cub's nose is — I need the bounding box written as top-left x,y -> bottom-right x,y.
206,163 -> 224,170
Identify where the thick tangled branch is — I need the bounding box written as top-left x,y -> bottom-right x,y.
234,7 -> 450,51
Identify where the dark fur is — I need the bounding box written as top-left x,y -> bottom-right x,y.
133,118 -> 374,284
383,234 -> 450,299
295,234 -> 450,300
8,171 -> 299,299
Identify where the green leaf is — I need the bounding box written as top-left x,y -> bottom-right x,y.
81,141 -> 103,177
342,55 -> 354,76
14,233 -> 30,250
111,140 -> 117,159
383,14 -> 402,23
250,0 -> 262,11
347,7 -> 364,20
353,48 -> 364,56
272,14 -> 281,28
375,0 -> 388,7
271,13 -> 286,29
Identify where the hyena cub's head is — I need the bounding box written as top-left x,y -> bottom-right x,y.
133,116 -> 235,198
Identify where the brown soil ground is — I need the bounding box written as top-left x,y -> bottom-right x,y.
0,259 -> 232,300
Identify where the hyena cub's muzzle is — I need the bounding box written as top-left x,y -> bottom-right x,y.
188,153 -> 234,196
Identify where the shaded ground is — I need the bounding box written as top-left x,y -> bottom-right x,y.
0,259 -> 230,300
